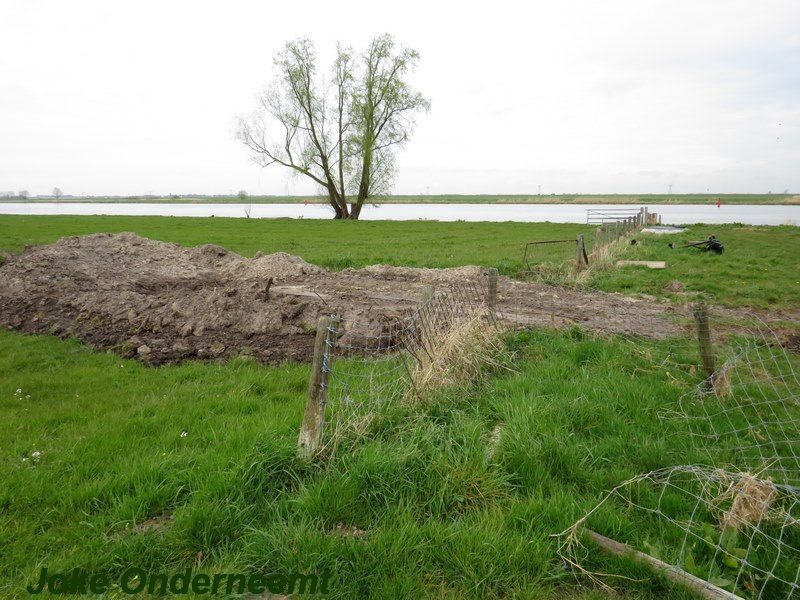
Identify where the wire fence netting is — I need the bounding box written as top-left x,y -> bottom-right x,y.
319,277 -> 502,450
560,317 -> 800,599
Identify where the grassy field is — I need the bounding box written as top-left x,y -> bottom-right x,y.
1,215 -> 798,309
1,215 -> 798,598
2,325 -> 721,599
4,193 -> 798,204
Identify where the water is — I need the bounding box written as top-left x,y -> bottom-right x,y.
0,202 -> 797,225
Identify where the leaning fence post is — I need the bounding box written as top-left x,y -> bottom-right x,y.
576,235 -> 588,268
692,302 -> 716,382
298,315 -> 340,458
487,268 -> 498,316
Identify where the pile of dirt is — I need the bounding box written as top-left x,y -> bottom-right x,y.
0,233 -> 403,364
1,233 -> 791,366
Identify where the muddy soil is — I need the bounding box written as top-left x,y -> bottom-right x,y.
0,233 -> 794,365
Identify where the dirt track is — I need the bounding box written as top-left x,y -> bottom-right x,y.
0,233 -> 794,364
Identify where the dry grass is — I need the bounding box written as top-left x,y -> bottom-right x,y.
408,309 -> 510,400
714,471 -> 778,531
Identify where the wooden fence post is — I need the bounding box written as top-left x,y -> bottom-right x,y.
576,235 -> 588,268
487,268 -> 498,316
422,284 -> 435,304
692,302 -> 716,381
298,315 -> 340,458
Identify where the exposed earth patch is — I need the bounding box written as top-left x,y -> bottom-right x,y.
0,233 -> 794,364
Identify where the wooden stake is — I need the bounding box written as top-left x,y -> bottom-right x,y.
487,268 -> 498,317
693,302 -> 716,381
577,235 -> 588,268
594,227 -> 602,254
422,284 -> 435,304
586,530 -> 740,600
298,316 -> 340,458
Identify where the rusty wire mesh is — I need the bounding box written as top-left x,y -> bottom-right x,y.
319,278 -> 502,450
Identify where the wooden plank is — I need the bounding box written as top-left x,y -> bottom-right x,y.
616,260 -> 666,269
586,529 -> 741,600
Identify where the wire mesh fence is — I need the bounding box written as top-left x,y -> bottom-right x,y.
521,239 -> 580,275
670,318 -> 800,488
298,274 -> 503,456
560,315 -> 800,598
560,465 -> 800,599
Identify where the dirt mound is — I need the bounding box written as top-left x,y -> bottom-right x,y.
222,251 -> 324,280
2,233 -> 789,366
0,233 -> 363,364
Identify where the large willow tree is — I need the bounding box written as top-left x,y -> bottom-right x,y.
236,34 -> 429,219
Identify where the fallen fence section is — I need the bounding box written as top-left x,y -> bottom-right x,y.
558,313 -> 800,599
521,208 -> 648,274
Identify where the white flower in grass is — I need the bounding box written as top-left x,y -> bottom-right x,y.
31,451 -> 41,459
180,431 -> 188,438
15,388 -> 22,395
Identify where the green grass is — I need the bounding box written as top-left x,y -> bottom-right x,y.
594,225 -> 800,309
0,214 -> 593,275
2,326 -> 725,599
1,215 -> 798,308
2,215 -> 798,597
4,193 -> 797,204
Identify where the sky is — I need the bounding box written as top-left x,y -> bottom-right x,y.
1,0 -> 798,197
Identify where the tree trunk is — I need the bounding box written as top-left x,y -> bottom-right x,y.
326,186 -> 350,219
349,203 -> 362,219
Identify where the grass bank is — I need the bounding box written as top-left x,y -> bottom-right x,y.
2,326 -> 715,598
1,215 -> 797,309
591,224 -> 800,309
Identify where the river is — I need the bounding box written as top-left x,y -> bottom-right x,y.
0,202 -> 797,225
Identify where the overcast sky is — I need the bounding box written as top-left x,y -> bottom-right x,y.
1,0 -> 798,196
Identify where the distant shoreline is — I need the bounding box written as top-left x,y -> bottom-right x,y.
3,194 -> 798,205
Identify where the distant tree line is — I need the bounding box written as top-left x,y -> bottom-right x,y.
1,190 -> 29,200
